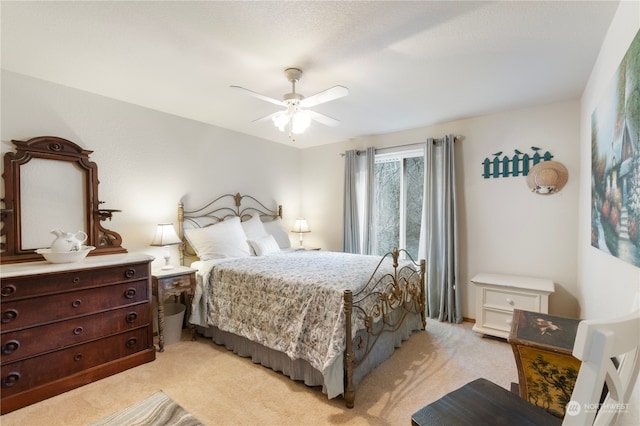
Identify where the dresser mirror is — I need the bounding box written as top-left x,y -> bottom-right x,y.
1,136 -> 126,263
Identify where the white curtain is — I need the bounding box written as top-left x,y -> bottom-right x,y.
342,150 -> 361,253
418,134 -> 461,323
342,148 -> 375,254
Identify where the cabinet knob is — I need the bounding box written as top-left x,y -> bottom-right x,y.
506,298 -> 514,305
71,299 -> 82,308
73,326 -> 84,335
124,288 -> 137,299
2,340 -> 20,355
74,353 -> 83,362
1,285 -> 16,297
125,268 -> 136,278
126,312 -> 138,323
126,337 -> 138,348
1,309 -> 18,324
2,372 -> 20,388
72,277 -> 80,284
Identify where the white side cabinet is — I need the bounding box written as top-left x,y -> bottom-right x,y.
470,272 -> 555,339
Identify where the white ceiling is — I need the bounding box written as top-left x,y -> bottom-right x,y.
1,1 -> 619,149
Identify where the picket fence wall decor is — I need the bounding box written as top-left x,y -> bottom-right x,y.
482,147 -> 554,179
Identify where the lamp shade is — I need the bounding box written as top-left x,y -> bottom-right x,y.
272,108 -> 311,134
150,223 -> 182,246
272,111 -> 290,131
291,218 -> 310,233
291,110 -> 311,134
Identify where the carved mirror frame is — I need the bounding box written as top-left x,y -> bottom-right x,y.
1,136 -> 126,264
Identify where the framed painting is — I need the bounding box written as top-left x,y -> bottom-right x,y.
591,30 -> 640,267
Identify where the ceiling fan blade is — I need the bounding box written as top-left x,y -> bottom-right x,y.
252,111 -> 282,123
300,85 -> 349,108
306,110 -> 341,127
230,85 -> 284,106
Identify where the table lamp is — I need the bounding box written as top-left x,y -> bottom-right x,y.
291,218 -> 310,247
150,223 -> 182,269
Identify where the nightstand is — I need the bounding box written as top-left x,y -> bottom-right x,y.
152,266 -> 197,352
470,272 -> 555,339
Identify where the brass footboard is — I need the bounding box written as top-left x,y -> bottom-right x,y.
343,247 -> 426,408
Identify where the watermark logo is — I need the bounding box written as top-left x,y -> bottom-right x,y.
566,400 -> 581,416
565,400 -> 630,416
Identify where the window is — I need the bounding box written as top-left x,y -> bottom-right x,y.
374,148 -> 424,259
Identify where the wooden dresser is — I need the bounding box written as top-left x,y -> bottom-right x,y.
0,254 -> 156,414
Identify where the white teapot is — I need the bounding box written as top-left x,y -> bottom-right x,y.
50,229 -> 88,252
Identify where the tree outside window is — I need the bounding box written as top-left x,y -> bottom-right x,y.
374,149 -> 424,259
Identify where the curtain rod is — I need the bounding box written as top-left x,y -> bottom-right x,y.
340,136 -> 459,156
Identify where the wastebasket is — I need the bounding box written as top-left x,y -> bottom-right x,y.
162,302 -> 186,346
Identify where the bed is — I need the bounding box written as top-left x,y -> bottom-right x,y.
177,193 -> 426,407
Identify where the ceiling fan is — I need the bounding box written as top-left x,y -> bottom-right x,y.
231,68 -> 348,142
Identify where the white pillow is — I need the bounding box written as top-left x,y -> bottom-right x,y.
241,213 -> 269,241
248,235 -> 282,256
262,217 -> 291,249
184,217 -> 251,260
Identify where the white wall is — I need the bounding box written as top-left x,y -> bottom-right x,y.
577,11 -> 640,421
302,99 -> 581,319
1,71 -> 302,270
578,0 -> 640,320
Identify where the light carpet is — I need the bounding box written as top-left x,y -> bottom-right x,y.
90,391 -> 203,426
0,321 -> 516,425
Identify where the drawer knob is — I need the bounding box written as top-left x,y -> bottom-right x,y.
73,277 -> 80,284
126,312 -> 138,323
125,269 -> 136,278
1,285 -> 16,297
71,299 -> 82,308
1,309 -> 18,324
506,298 -> 514,305
126,337 -> 138,348
2,340 -> 20,355
2,372 -> 20,388
74,353 -> 83,362
124,288 -> 137,299
73,326 -> 84,335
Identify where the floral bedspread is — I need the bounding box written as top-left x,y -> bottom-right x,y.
202,250 -> 414,376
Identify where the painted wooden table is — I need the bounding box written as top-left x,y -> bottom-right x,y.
508,309 -> 581,418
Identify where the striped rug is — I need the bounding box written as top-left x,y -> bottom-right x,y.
90,391 -> 203,426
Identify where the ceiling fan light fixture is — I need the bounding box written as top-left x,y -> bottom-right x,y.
291,110 -> 311,134
272,111 -> 290,131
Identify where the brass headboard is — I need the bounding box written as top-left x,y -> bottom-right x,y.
177,193 -> 282,265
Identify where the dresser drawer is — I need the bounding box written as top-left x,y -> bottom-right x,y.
1,327 -> 151,397
480,308 -> 514,333
0,262 -> 149,301
0,304 -> 151,364
1,280 -> 150,331
483,288 -> 540,312
157,274 -> 192,293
